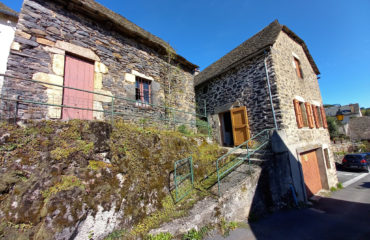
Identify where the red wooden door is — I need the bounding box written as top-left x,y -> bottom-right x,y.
300,150 -> 322,197
62,55 -> 94,120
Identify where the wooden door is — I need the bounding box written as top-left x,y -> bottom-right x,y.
62,55 -> 94,120
230,106 -> 250,146
300,150 -> 322,197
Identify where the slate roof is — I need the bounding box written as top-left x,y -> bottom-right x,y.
0,2 -> 18,19
0,2 -> 17,14
195,20 -> 320,86
54,0 -> 198,70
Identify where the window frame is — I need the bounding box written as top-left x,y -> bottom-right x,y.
135,77 -> 152,108
294,57 -> 303,79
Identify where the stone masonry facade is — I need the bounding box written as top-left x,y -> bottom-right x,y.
195,25 -> 338,201
271,31 -> 338,189
2,0 -> 196,125
195,53 -> 281,143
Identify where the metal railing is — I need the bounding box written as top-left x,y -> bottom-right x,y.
0,74 -> 210,134
215,128 -> 275,196
173,156 -> 194,202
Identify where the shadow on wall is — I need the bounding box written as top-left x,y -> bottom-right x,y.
246,131 -> 316,219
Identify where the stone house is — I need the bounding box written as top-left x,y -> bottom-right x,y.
0,3 -> 18,94
1,0 -> 198,123
195,20 -> 338,201
325,103 -> 362,136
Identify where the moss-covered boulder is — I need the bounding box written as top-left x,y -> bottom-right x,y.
0,120 -> 224,239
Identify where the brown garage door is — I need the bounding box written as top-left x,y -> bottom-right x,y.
300,150 -> 322,197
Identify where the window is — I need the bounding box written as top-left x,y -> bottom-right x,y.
135,77 -> 151,106
294,57 -> 303,79
312,105 -> 323,128
300,102 -> 309,127
316,106 -> 323,128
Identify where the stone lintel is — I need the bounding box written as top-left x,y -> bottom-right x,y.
55,41 -> 100,61
43,46 -> 65,55
294,96 -> 305,102
131,70 -> 154,81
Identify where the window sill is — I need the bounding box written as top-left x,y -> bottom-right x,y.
135,101 -> 152,109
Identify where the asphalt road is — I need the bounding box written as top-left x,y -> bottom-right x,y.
207,173 -> 370,240
337,167 -> 368,186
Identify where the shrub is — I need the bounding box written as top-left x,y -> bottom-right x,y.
147,232 -> 173,240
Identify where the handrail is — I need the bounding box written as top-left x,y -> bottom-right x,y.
0,73 -> 206,118
216,128 -> 275,196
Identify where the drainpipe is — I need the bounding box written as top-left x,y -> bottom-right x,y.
263,50 -> 278,130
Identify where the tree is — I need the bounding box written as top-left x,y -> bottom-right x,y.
327,116 -> 339,139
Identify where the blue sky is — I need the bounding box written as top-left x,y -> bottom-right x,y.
3,0 -> 370,108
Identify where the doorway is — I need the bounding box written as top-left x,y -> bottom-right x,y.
219,106 -> 250,147
62,54 -> 94,120
220,111 -> 234,146
300,149 -> 322,197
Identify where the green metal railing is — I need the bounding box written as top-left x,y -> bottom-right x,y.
216,128 -> 275,196
174,156 -> 194,202
0,74 -> 209,134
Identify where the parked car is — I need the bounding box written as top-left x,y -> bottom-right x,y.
342,153 -> 370,172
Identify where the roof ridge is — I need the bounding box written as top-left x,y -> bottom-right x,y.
195,20 -> 283,86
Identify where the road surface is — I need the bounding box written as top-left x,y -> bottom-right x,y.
207,172 -> 370,240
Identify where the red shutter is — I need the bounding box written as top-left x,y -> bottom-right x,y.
305,102 -> 314,129
294,99 -> 303,128
312,105 -> 320,128
320,106 -> 328,128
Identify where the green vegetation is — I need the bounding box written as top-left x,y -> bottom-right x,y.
361,108 -> 370,116
178,124 -> 192,135
359,141 -> 370,152
41,175 -> 85,202
220,219 -> 241,236
337,182 -> 343,189
327,116 -> 340,139
147,232 -> 173,240
182,227 -> 211,240
0,119 -> 228,239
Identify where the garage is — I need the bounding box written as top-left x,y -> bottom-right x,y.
300,149 -> 322,197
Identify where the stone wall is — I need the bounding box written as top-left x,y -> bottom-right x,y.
271,31 -> 338,194
195,53 -> 281,143
1,0 -> 195,125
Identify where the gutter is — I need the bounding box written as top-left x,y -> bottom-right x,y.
263,48 -> 278,130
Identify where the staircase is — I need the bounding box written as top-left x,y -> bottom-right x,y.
202,128 -> 275,196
